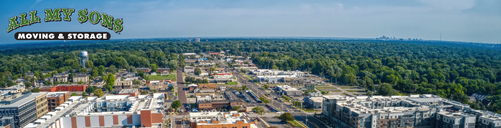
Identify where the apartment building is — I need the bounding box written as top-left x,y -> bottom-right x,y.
46,92 -> 70,112
321,94 -> 501,128
25,93 -> 166,128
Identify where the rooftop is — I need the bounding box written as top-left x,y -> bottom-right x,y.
190,111 -> 255,125
27,93 -> 165,128
119,89 -> 138,94
0,93 -> 45,108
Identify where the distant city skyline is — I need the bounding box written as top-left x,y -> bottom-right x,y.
1,0 -> 500,44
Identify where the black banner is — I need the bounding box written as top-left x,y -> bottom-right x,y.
14,32 -> 110,40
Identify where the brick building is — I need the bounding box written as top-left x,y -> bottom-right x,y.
136,68 -> 150,73
46,92 -> 70,111
40,84 -> 87,92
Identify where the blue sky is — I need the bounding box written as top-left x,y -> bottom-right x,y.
1,0 -> 500,44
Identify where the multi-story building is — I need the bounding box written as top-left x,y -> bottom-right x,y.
305,97 -> 323,109
45,76 -> 68,83
24,93 -> 166,128
189,111 -> 258,128
40,84 -> 87,92
34,93 -> 48,119
136,68 -> 151,73
148,80 -> 171,91
46,92 -> 70,111
114,80 -> 133,89
72,73 -> 89,83
0,93 -> 47,128
321,94 -> 501,128
156,68 -> 170,73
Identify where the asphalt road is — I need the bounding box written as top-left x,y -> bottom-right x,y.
176,68 -> 189,115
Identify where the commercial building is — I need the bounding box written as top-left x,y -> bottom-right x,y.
39,84 -> 87,92
275,85 -> 303,96
25,93 -> 166,128
305,97 -> 323,109
0,93 -> 48,128
321,94 -> 501,128
197,100 -> 245,111
148,80 -> 171,91
189,111 -> 258,128
46,92 -> 70,112
118,89 -> 139,97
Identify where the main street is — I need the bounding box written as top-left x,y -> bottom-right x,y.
217,60 -> 328,128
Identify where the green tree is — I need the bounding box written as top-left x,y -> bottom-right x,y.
150,64 -> 158,72
24,82 -> 32,89
194,67 -> 202,75
252,107 -> 265,115
98,65 -> 105,76
259,97 -> 270,104
107,65 -> 117,74
279,113 -> 295,121
92,68 -> 98,78
233,106 -> 241,111
106,73 -> 115,92
171,100 -> 181,110
168,60 -> 179,70
31,88 -> 41,92
137,70 -> 146,78
86,60 -> 94,69
378,83 -> 399,96
82,92 -> 87,97
93,89 -> 105,97
71,92 -> 78,96
43,81 -> 52,86
133,80 -> 141,85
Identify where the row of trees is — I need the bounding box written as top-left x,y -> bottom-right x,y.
2,39 -> 501,112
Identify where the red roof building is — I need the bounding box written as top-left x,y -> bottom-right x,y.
40,84 -> 88,92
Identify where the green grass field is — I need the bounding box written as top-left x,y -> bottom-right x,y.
347,90 -> 366,92
288,120 -> 306,127
341,86 -> 359,89
315,86 -> 336,90
149,74 -> 176,80
219,82 -> 238,85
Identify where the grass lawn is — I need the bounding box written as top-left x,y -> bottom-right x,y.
149,74 -> 176,80
219,82 -> 238,85
330,90 -> 342,92
315,86 -> 336,90
341,86 -> 359,89
347,90 -> 366,92
245,76 -> 254,80
302,108 -> 317,113
288,120 -> 306,127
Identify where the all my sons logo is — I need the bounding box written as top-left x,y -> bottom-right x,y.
7,8 -> 123,40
